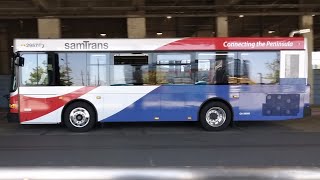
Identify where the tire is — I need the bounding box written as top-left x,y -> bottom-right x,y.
63,102 -> 96,132
199,101 -> 232,131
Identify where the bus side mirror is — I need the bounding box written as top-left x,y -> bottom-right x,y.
16,57 -> 24,66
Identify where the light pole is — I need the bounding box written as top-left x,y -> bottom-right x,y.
289,28 -> 313,104
289,28 -> 310,37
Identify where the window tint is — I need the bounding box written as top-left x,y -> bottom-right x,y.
111,54 -> 150,85
114,55 -> 148,65
239,52 -> 279,84
155,53 -> 192,84
19,51 -> 280,86
21,53 -> 49,86
111,65 -> 151,85
196,51 -> 279,85
58,53 -> 87,86
285,54 -> 299,78
87,53 -> 109,86
196,52 -> 234,84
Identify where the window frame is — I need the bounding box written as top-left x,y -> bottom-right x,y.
17,50 -> 281,86
19,52 -> 50,86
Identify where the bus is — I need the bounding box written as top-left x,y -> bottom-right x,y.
8,37 -> 311,132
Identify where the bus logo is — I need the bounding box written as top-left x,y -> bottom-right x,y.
64,41 -> 108,50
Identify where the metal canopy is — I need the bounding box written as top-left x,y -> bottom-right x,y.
0,0 -> 318,18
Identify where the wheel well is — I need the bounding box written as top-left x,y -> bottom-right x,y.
61,99 -> 98,124
198,98 -> 234,122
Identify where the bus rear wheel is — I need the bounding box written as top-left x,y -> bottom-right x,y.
200,101 -> 232,131
63,102 -> 96,132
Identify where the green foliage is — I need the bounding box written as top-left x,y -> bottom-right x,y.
25,62 -> 74,86
59,65 -> 73,86
25,66 -> 48,85
265,59 -> 280,83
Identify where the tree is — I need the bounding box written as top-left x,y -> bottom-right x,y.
265,59 -> 280,83
26,61 -> 74,86
59,65 -> 73,86
26,66 -> 48,85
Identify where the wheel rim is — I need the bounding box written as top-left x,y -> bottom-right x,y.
205,107 -> 226,127
69,107 -> 90,128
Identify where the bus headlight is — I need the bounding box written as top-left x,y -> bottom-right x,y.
9,103 -> 17,109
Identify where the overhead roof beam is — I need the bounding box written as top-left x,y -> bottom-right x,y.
12,3 -> 320,11
31,0 -> 49,11
0,11 -> 319,19
228,0 -> 242,5
247,17 -> 291,37
131,0 -> 144,15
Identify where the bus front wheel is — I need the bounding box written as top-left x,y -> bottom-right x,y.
63,102 -> 96,132
200,101 -> 232,131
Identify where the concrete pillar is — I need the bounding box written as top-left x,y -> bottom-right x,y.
216,16 -> 228,37
0,27 -> 9,75
127,18 -> 146,38
300,15 -> 314,104
38,18 -> 61,38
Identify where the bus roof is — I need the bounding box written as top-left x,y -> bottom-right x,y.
14,37 -> 305,52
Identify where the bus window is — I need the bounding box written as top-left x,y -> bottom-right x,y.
21,53 -> 49,86
240,52 -> 279,84
87,53 -> 109,86
155,53 -> 192,84
58,53 -> 87,86
112,54 -> 149,85
196,52 -> 234,85
285,54 -> 299,78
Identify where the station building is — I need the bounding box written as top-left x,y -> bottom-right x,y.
0,0 -> 319,107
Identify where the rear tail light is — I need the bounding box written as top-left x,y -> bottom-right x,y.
9,95 -> 18,113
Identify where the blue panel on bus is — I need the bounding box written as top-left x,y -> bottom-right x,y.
100,84 -> 307,123
101,85 -> 233,122
280,78 -> 306,85
104,92 -> 161,122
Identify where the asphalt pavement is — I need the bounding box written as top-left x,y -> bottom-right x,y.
0,110 -> 320,167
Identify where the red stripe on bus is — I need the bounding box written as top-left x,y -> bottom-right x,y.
19,86 -> 96,122
156,37 -> 305,51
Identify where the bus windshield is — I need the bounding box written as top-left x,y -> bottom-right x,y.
10,58 -> 17,92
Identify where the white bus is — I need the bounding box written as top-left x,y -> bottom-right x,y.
8,37 -> 311,131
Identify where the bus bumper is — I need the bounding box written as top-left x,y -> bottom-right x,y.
303,104 -> 311,118
7,113 -> 19,123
